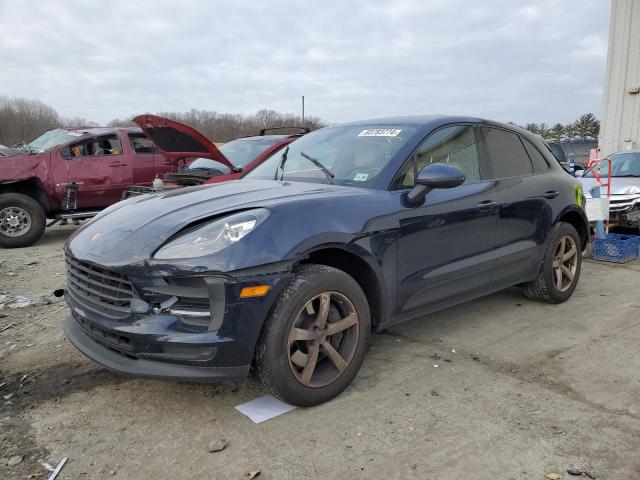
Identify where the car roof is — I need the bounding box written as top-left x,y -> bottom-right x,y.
57,126 -> 143,136
234,134 -> 292,141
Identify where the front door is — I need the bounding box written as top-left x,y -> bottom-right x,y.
394,125 -> 498,317
62,134 -> 134,209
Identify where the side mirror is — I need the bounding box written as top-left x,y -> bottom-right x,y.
406,163 -> 465,204
61,147 -> 72,159
574,169 -> 586,178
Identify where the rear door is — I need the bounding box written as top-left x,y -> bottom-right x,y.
62,134 -> 133,208
478,127 -> 558,288
394,124 -> 499,316
127,133 -> 157,185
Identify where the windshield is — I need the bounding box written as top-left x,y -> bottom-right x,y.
218,137 -> 282,168
583,152 -> 640,178
245,125 -> 417,187
23,129 -> 80,153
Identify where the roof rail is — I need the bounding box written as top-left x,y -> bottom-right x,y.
259,126 -> 310,136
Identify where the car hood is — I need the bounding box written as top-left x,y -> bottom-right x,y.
132,114 -> 238,172
66,180 -> 371,267
579,176 -> 640,197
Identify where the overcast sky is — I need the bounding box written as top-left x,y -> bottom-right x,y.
0,0 -> 610,126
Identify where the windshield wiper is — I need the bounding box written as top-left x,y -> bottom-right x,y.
300,151 -> 335,183
275,146 -> 290,180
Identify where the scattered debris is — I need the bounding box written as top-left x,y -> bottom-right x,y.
527,411 -> 542,415
4,393 -> 14,400
430,352 -> 441,361
356,432 -> 363,437
430,390 -> 439,397
546,473 -> 562,480
7,454 -> 24,466
39,459 -> 55,472
47,457 -> 68,480
0,294 -> 53,309
433,364 -> 439,368
207,439 -> 227,453
235,395 -> 296,423
451,349 -> 456,353
472,354 -> 480,361
567,469 -> 582,476
0,323 -> 15,332
583,472 -> 596,479
247,470 -> 261,479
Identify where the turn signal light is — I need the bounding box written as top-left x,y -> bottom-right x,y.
240,285 -> 271,298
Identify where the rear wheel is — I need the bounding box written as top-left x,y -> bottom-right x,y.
0,193 -> 46,248
254,264 -> 371,407
523,222 -> 581,303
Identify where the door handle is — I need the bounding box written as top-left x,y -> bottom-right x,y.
108,162 -> 127,167
475,200 -> 497,210
543,191 -> 559,199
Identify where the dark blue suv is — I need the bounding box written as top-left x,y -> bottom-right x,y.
63,116 -> 588,406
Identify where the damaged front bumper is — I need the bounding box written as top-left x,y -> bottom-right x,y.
63,253 -> 293,382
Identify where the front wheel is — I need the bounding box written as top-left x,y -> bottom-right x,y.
254,264 -> 371,407
0,193 -> 46,248
523,222 -> 582,303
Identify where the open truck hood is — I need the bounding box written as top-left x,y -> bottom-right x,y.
132,114 -> 239,172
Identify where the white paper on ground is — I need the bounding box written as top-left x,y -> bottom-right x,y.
235,395 -> 296,423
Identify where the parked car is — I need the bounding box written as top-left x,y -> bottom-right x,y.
547,142 -> 587,173
579,150 -> 640,228
0,126 -> 177,248
122,115 -> 307,196
63,116 -> 588,406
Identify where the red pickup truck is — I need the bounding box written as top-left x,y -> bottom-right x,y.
0,126 -> 177,248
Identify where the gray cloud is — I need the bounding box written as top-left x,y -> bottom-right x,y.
0,0 -> 609,125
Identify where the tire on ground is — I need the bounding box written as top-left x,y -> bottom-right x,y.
523,221 -> 582,304
254,264 -> 371,407
0,193 -> 46,248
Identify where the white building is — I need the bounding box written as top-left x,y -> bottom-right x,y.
599,0 -> 640,156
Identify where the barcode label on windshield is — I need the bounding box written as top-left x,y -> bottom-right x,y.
358,129 -> 402,137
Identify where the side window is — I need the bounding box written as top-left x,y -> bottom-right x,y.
522,138 -> 549,173
67,135 -> 122,158
480,127 -> 533,178
393,125 -> 480,189
129,134 -> 155,154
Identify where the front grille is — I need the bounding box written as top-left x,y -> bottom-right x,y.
66,255 -> 132,319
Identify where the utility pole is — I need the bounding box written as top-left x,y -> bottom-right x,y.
302,96 -> 305,128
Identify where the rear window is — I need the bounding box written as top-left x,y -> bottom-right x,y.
522,138 -> 549,173
481,127 -> 533,178
129,134 -> 155,154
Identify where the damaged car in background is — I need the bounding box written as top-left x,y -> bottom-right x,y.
0,126 -> 178,248
63,115 -> 588,406
579,150 -> 640,229
123,114 -> 308,196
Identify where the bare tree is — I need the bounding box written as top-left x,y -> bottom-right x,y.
0,96 -> 61,146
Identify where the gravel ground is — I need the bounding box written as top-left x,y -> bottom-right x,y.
1,223 -> 639,479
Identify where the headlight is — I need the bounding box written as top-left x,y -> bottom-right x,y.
154,208 -> 270,260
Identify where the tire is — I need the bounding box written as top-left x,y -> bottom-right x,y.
254,264 -> 371,407
523,222 -> 582,304
0,193 -> 46,248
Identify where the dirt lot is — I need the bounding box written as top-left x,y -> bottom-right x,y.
1,224 -> 640,479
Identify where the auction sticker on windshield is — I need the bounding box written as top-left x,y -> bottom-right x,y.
358,129 -> 402,137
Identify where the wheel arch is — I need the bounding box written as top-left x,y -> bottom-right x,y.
0,178 -> 50,214
299,246 -> 386,331
556,207 -> 589,250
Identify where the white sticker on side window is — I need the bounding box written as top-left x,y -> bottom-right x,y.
358,128 -> 402,137
354,173 -> 369,181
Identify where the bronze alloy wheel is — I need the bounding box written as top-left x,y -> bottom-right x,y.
287,291 -> 359,388
553,235 -> 578,292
